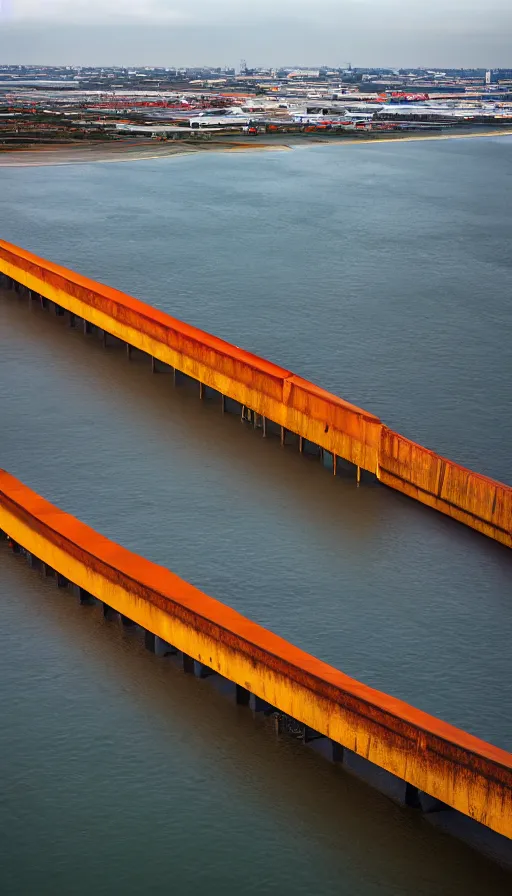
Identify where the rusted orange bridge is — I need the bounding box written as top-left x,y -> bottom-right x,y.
0,239 -> 510,547
1,470 -> 511,840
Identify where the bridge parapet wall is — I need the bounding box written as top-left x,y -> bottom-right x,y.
1,239 -> 510,545
0,469 -> 511,838
0,239 -> 381,474
379,428 -> 511,547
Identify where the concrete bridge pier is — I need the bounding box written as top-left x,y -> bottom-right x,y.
121,614 -> 135,627
250,694 -> 276,714
27,552 -> 41,570
331,741 -> 344,763
235,684 -> 251,706
144,630 -> 156,652
56,573 -> 68,588
196,661 -> 216,678
144,631 -> 177,656
157,638 -> 177,657
418,793 -> 454,814
79,587 -> 93,605
182,652 -> 195,674
404,783 -> 422,808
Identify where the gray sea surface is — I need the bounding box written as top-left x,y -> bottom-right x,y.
0,138 -> 511,893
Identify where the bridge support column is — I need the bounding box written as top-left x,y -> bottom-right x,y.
102,330 -> 108,348
182,652 -> 195,674
331,741 -> 344,763
121,614 -> 135,627
404,783 -> 421,808
44,563 -> 54,577
144,630 -> 156,652
251,694 -> 274,713
419,793 -> 454,814
199,382 -> 204,400
57,573 -> 68,588
281,426 -> 286,447
28,552 -> 40,570
151,356 -> 156,374
126,343 -> 131,360
196,662 -> 216,678
156,638 -> 177,657
357,465 -> 361,486
333,454 -> 337,476
103,602 -> 114,620
303,726 -> 324,744
79,587 -> 92,605
235,684 -> 250,706
83,319 -> 92,335
299,436 -> 304,453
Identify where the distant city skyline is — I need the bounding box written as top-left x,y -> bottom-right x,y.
1,0 -> 511,68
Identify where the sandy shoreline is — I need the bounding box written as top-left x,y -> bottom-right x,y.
0,139 -> 290,168
0,128 -> 511,167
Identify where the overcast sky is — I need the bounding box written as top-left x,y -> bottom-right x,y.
0,0 -> 510,68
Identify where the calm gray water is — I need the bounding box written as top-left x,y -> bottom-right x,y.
1,138 -> 511,892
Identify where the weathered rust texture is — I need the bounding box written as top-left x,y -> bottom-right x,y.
380,428 -> 512,548
1,239 -> 511,546
286,376 -> 381,471
0,240 -> 381,475
0,470 -> 511,838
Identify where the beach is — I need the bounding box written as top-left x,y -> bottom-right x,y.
1,128 -> 511,167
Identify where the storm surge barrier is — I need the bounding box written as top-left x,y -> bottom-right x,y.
1,469 -> 511,839
0,238 -> 510,548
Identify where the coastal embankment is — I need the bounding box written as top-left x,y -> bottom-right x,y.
0,128 -> 510,167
